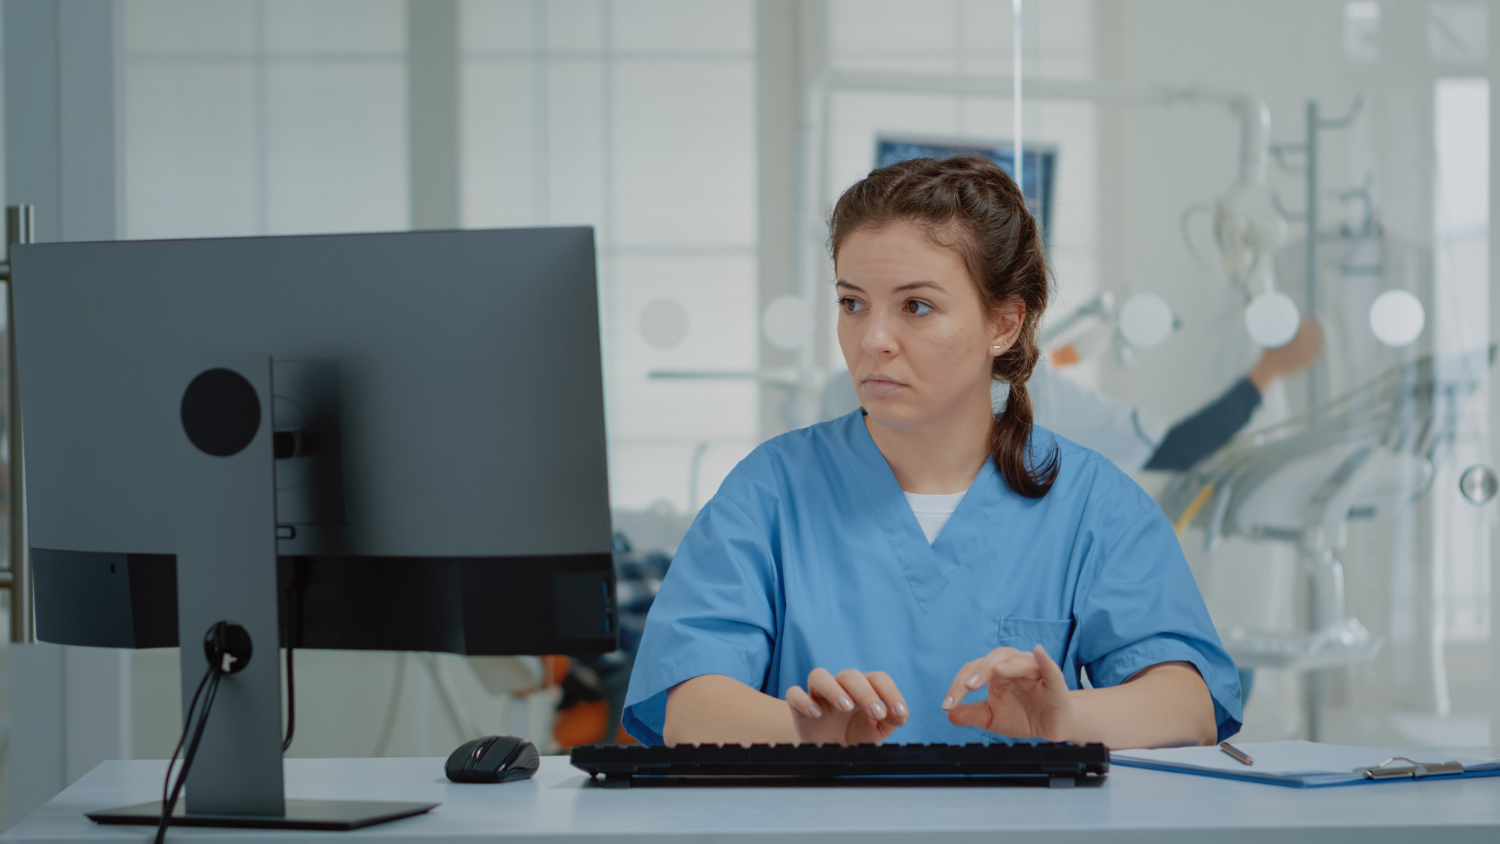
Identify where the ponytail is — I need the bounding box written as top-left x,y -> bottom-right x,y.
989,346 -> 1058,498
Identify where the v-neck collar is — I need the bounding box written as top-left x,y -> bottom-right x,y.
834,411 -> 1003,614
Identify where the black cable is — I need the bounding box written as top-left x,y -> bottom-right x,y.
155,666 -> 221,844
282,579 -> 297,752
159,666 -> 212,826
282,643 -> 296,752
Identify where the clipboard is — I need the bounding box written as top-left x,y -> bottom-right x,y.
1111,740 -> 1500,788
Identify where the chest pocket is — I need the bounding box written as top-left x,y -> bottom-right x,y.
998,616 -> 1073,664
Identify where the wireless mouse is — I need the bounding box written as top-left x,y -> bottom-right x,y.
445,735 -> 540,784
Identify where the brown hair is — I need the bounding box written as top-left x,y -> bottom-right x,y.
829,155 -> 1058,498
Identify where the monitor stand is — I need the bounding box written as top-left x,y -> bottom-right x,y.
84,357 -> 438,831
85,800 -> 438,831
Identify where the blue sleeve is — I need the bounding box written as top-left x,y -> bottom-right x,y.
620,492 -> 779,746
1075,502 -> 1244,742
1143,376 -> 1262,471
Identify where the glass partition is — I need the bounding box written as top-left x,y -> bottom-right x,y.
794,0 -> 1495,745
1024,0 -> 1494,745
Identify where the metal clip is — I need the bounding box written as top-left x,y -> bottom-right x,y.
1362,757 -> 1465,780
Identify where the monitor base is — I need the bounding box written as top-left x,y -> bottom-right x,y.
86,798 -> 439,831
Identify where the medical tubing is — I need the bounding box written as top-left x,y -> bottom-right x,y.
1174,484 -> 1217,537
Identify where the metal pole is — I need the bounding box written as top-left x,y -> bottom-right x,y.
1302,100 -> 1326,740
1305,100 -> 1322,410
3,204 -> 34,644
1288,96 -> 1361,741
1012,0 -> 1024,192
1302,101 -> 1322,741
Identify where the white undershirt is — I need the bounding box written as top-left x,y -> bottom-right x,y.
903,489 -> 968,544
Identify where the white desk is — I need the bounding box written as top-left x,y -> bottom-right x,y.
4,752 -> 1500,844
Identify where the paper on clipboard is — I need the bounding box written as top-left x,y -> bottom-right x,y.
1112,740 -> 1500,787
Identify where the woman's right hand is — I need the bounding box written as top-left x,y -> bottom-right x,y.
785,668 -> 909,745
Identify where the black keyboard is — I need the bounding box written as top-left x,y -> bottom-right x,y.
570,741 -> 1109,788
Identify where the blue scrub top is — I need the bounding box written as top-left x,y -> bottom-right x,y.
622,411 -> 1243,746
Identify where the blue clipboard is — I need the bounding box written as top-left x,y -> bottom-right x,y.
1112,740 -> 1500,788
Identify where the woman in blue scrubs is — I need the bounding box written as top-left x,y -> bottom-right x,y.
621,156 -> 1243,749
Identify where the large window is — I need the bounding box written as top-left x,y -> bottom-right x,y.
124,0 -> 410,239
459,0 -> 760,514
121,0 -> 760,516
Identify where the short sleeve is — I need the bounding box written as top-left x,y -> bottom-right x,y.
621,492 -> 779,746
1075,503 -> 1244,742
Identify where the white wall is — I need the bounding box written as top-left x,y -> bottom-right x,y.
122,0 -> 761,518
456,0 -> 763,516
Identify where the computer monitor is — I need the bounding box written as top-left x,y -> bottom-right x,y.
875,135 -> 1057,237
11,227 -> 617,828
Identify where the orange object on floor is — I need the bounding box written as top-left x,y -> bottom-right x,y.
543,655 -> 570,686
554,699 -> 637,748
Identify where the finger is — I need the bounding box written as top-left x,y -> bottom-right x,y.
808,668 -> 854,713
835,669 -> 889,721
942,648 -> 1021,709
1034,645 -> 1069,692
945,701 -> 990,729
786,685 -> 823,719
864,671 -> 909,721
993,652 -> 1042,681
941,658 -> 982,710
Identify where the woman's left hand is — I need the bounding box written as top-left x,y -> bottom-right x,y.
941,645 -> 1077,742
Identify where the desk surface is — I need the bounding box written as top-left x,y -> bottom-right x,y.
5,751 -> 1500,844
